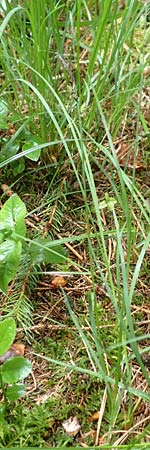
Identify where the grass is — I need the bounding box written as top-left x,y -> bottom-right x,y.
1,0 -> 150,447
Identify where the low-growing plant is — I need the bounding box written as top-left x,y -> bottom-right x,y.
0,317 -> 32,415
0,98 -> 44,174
0,193 -> 66,294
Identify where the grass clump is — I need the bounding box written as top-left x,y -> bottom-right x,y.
0,0 -> 150,447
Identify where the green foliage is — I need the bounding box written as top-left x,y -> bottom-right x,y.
1,356 -> 31,384
30,237 -> 66,264
22,136 -> 42,161
6,383 -> 26,402
0,195 -> 26,292
0,318 -> 32,403
0,318 -> 16,355
0,99 -> 43,166
0,0 -> 150,445
0,193 -> 26,239
0,194 -> 66,293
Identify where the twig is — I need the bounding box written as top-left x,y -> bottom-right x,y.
42,203 -> 57,238
112,414 -> 150,447
95,387 -> 107,445
55,231 -> 83,261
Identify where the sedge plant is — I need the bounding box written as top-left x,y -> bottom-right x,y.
1,0 -> 150,445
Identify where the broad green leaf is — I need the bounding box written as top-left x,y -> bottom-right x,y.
6,383 -> 26,401
0,142 -> 19,163
1,356 -> 32,384
0,194 -> 26,238
22,137 -> 42,161
0,318 -> 16,356
0,239 -> 22,293
30,238 -> 66,264
0,100 -> 8,117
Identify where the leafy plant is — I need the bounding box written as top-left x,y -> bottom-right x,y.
0,194 -> 66,293
0,97 -> 43,166
0,317 -> 32,403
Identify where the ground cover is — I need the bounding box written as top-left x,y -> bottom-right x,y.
0,0 -> 150,447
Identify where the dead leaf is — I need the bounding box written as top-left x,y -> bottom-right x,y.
51,276 -> 66,288
62,416 -> 81,436
12,343 -> 25,356
99,435 -> 107,445
8,124 -> 15,135
0,343 -> 25,364
115,142 -> 145,169
1,184 -> 14,196
89,411 -> 100,422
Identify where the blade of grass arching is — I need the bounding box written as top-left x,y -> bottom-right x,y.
0,140 -> 73,169
0,5 -> 22,39
17,229 -> 117,248
12,69 -> 149,384
16,76 -> 86,197
113,208 -> 150,384
17,68 -> 111,272
35,352 -> 150,403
